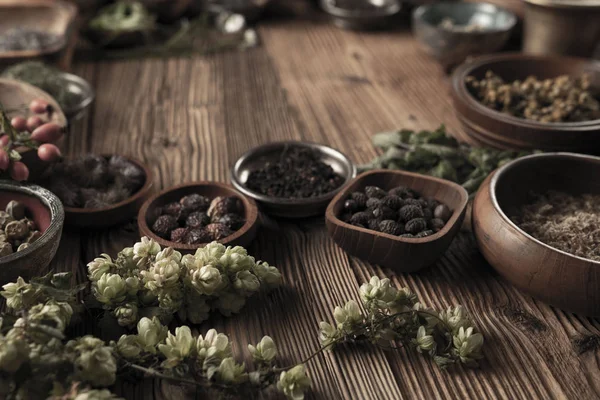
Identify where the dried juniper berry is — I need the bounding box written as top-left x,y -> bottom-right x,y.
170,227 -> 189,243
152,215 -> 178,238
429,218 -> 446,232
206,223 -> 234,240
380,195 -> 403,210
218,213 -> 245,230
364,186 -> 386,199
184,228 -> 213,245
398,205 -> 424,222
344,199 -> 359,213
366,197 -> 381,209
186,211 -> 211,229
180,194 -> 211,213
405,218 -> 427,234
434,204 -> 452,222
379,220 -> 403,235
372,206 -> 397,221
350,192 -> 367,209
350,211 -> 371,226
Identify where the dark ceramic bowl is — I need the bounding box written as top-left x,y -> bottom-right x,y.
0,180 -> 64,285
231,141 -> 356,218
412,2 -> 516,68
58,72 -> 95,122
138,181 -> 259,253
321,0 -> 402,30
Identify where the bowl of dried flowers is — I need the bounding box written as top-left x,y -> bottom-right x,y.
37,154 -> 153,228
325,169 -> 469,272
0,180 -> 64,284
451,53 -> 600,152
472,152 -> 600,316
137,181 -> 259,252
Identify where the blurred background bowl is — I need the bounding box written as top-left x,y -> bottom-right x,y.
472,152 -> 600,316
0,180 -> 64,285
412,1 -> 516,68
320,0 -> 402,30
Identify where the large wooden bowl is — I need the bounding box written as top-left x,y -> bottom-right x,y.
451,53 -> 600,152
472,152 -> 600,316
0,0 -> 77,65
0,78 -> 67,181
325,170 -> 469,272
138,182 -> 259,253
0,180 -> 64,285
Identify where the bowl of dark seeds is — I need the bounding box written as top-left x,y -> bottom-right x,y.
138,181 -> 259,252
37,154 -> 153,228
326,169 -> 469,272
231,141 -> 356,218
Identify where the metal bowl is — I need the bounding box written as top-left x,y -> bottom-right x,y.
412,2 -> 516,68
231,141 -> 356,218
0,180 -> 64,285
58,71 -> 95,122
320,0 -> 402,30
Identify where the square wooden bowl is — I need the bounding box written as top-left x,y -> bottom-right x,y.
325,170 -> 469,272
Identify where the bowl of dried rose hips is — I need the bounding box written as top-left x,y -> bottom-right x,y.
325,169 -> 469,272
0,180 -> 64,284
137,181 -> 259,252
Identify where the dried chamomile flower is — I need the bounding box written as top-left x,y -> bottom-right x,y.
452,327 -> 484,367
248,336 -> 277,365
1,276 -> 38,310
277,365 -> 311,400
137,317 -> 168,353
93,273 -> 128,305
158,326 -> 195,366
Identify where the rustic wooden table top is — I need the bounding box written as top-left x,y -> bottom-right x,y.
53,1 -> 600,399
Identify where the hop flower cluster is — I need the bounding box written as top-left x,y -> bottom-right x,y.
319,276 -> 485,368
87,238 -> 282,327
113,317 -> 310,399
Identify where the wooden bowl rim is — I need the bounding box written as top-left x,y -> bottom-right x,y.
59,155 -> 153,216
137,181 -> 259,251
0,180 -> 64,264
321,0 -> 402,18
0,0 -> 77,59
489,152 -> 600,265
231,140 -> 357,206
452,53 -> 600,129
325,169 -> 469,243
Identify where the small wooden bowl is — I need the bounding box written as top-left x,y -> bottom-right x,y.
0,0 -> 77,65
138,182 -> 259,253
59,155 -> 153,228
0,180 -> 64,285
0,78 -> 68,181
451,53 -> 600,152
472,152 -> 600,316
325,170 -> 469,272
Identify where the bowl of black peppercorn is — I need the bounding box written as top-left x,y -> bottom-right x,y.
138,181 -> 259,252
325,169 -> 469,272
231,141 -> 356,218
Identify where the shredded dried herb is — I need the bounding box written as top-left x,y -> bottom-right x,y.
0,28 -> 60,52
512,191 -> 600,261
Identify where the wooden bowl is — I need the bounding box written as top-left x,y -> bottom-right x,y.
0,180 -> 64,285
325,170 -> 469,272
58,155 -> 153,228
451,53 -> 600,152
472,152 -> 600,316
320,0 -> 402,30
0,0 -> 77,65
138,182 -> 259,253
0,78 -> 68,181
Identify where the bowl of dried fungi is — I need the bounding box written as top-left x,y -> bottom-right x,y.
138,181 -> 259,252
451,53 -> 600,152
0,180 -> 64,285
472,152 -> 600,316
325,169 -> 469,272
231,141 -> 356,218
37,154 -> 153,228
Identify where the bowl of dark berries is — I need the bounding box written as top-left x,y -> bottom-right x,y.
325,169 -> 469,272
137,182 -> 259,252
37,154 -> 153,228
0,180 -> 64,284
231,141 -> 356,218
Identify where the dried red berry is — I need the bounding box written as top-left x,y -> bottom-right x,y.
218,213 -> 245,230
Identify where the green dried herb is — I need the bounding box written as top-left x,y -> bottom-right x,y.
359,125 -> 535,195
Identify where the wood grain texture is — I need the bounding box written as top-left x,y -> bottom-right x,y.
56,1 -> 600,398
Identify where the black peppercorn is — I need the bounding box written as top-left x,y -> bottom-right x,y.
429,218 -> 446,232
206,223 -> 234,240
434,204 -> 452,222
350,211 -> 371,226
380,195 -> 403,210
184,228 -> 213,244
180,194 -> 211,213
364,186 -> 386,199
405,218 -> 427,234
218,213 -> 245,230
373,206 -> 397,221
379,220 -> 403,235
398,205 -> 424,222
350,192 -> 367,209
344,199 -> 359,213
366,197 -> 381,209
152,215 -> 178,238
170,227 -> 189,243
186,211 -> 211,229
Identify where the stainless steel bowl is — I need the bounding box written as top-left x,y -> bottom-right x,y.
231,141 -> 356,218
321,0 -> 402,30
412,2 -> 516,68
58,72 -> 95,122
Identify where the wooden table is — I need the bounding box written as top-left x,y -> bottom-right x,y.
54,2 -> 600,399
